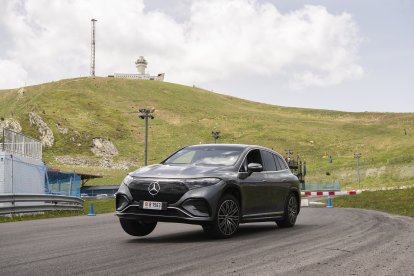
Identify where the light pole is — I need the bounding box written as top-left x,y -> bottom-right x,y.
354,153 -> 362,190
139,108 -> 155,166
211,131 -> 220,143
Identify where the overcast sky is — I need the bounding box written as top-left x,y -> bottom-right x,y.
1,0 -> 413,112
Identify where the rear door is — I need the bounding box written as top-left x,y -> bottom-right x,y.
273,154 -> 293,211
260,150 -> 286,213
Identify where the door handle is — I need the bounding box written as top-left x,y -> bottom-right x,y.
282,179 -> 287,182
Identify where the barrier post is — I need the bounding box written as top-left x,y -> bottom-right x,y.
326,195 -> 334,208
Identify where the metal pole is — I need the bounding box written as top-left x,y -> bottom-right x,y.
90,19 -> 97,77
357,157 -> 361,190
11,154 -> 14,214
354,153 -> 362,190
144,115 -> 149,166
139,108 -> 154,167
69,176 -> 73,196
2,128 -> 5,151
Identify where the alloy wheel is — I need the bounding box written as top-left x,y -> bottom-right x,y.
217,199 -> 240,236
287,196 -> 298,224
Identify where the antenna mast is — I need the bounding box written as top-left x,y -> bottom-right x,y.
90,19 -> 97,77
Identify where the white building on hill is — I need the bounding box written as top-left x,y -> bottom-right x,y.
110,56 -> 165,81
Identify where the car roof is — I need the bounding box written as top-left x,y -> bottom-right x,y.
184,144 -> 272,151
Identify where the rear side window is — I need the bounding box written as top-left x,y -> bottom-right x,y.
261,150 -> 277,171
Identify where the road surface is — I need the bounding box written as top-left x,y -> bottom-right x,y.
0,208 -> 413,275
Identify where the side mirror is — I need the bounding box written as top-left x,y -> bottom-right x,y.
247,163 -> 263,173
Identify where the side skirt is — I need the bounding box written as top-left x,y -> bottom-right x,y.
241,211 -> 284,223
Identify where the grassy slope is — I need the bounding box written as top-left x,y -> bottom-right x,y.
331,189 -> 414,218
1,77 -> 414,188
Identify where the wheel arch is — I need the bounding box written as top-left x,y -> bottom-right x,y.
221,184 -> 242,210
290,188 -> 301,214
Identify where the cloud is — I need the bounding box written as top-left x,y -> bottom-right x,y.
0,0 -> 363,90
0,59 -> 28,88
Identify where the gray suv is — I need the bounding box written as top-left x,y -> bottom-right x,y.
116,144 -> 300,238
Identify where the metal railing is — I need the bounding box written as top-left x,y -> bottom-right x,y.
1,128 -> 42,160
0,194 -> 84,215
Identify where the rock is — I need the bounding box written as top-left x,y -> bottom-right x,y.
17,87 -> 25,98
55,155 -> 131,171
99,157 -> 129,171
29,112 -> 54,147
55,156 -> 94,166
55,122 -> 68,134
0,118 -> 22,133
91,138 -> 119,157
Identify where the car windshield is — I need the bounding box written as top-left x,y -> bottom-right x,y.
163,146 -> 243,166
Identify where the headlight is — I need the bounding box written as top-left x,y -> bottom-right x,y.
122,174 -> 135,186
184,178 -> 221,190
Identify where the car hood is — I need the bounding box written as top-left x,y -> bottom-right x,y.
130,164 -> 234,179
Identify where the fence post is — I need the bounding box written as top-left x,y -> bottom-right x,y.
69,176 -> 73,196
2,128 -> 4,151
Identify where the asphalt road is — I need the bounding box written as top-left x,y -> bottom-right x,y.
0,208 -> 413,276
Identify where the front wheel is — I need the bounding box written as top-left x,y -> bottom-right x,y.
276,193 -> 298,228
119,218 -> 157,236
203,194 -> 240,238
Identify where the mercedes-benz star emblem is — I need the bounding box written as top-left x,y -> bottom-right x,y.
148,182 -> 160,196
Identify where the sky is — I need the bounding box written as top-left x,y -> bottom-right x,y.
0,0 -> 413,112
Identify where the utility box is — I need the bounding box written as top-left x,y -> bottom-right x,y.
0,152 -> 46,194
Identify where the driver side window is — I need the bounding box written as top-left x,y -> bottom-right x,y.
239,149 -> 263,172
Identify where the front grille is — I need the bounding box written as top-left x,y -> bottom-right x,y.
128,179 -> 189,204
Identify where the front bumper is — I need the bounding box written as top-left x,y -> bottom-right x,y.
115,204 -> 213,224
115,181 -> 224,225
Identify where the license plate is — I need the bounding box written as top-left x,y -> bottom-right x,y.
143,201 -> 163,210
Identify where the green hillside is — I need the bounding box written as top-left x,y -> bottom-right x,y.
1,77 -> 413,189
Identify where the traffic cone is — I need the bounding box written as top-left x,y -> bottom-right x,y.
326,195 -> 334,208
88,202 -> 96,216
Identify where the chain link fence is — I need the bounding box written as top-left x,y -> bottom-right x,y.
1,128 -> 42,160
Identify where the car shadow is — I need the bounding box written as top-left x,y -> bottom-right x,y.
125,223 -> 312,244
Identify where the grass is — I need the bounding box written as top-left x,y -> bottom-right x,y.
331,188 -> 414,217
83,198 -> 116,214
0,210 -> 83,223
1,77 -> 414,189
0,199 -> 116,223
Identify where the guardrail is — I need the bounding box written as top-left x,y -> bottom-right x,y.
0,194 -> 84,215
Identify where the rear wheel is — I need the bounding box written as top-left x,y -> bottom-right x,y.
276,193 -> 298,228
119,218 -> 157,236
203,194 -> 240,238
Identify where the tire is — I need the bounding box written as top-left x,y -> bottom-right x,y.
276,193 -> 298,228
203,194 -> 240,238
119,218 -> 157,236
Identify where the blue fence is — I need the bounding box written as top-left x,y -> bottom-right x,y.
46,171 -> 81,197
302,182 -> 341,191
